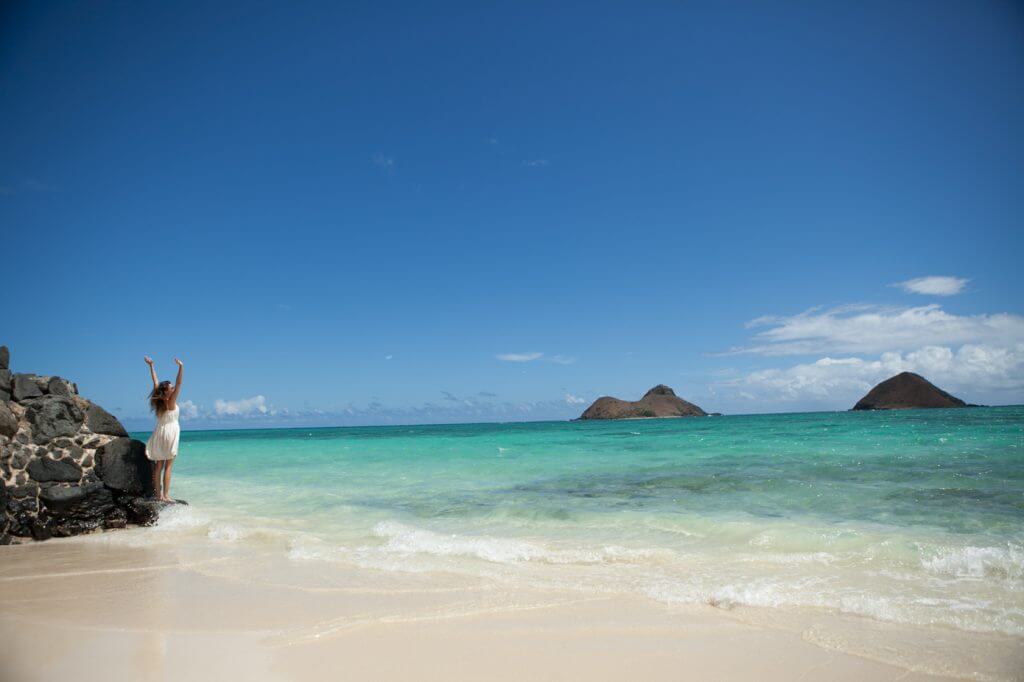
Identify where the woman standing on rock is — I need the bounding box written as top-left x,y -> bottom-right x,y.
144,356 -> 183,501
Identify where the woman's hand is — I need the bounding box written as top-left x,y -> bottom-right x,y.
174,358 -> 183,367
144,356 -> 154,366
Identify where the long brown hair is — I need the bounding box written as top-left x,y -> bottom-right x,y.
149,381 -> 172,416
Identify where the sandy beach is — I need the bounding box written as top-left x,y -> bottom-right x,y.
2,533 -> 1021,682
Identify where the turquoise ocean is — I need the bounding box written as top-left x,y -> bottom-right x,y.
133,407 -> 1024,638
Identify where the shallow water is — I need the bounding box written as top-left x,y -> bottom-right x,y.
132,407 -> 1024,638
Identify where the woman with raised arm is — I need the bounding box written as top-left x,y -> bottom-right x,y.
144,356 -> 184,501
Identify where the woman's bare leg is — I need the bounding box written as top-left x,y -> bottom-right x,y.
151,461 -> 163,499
162,458 -> 175,501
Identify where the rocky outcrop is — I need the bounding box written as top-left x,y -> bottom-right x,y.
578,385 -> 708,420
852,372 -> 969,411
85,401 -> 129,437
0,345 -> 183,543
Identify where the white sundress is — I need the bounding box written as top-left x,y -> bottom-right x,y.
146,405 -> 180,461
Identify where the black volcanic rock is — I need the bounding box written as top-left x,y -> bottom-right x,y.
125,498 -> 188,527
24,395 -> 85,444
38,481 -> 116,536
46,376 -> 75,398
0,401 -> 17,438
12,373 -> 43,401
95,438 -> 150,495
27,456 -> 82,483
852,372 -> 968,411
0,343 -> 183,542
579,385 -> 707,420
85,402 -> 129,437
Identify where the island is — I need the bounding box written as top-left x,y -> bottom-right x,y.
852,372 -> 968,410
578,384 -> 707,420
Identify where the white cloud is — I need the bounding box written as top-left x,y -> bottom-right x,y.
733,304 -> 1024,356
550,355 -> 576,365
384,354 -> 393,360
178,400 -> 199,419
726,344 -> 1024,404
496,352 -> 544,362
373,153 -> 394,172
564,393 -> 587,405
894,276 -> 969,297
214,395 -> 269,417
523,159 -> 549,167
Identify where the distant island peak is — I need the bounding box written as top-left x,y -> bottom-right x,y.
852,371 -> 969,411
578,384 -> 707,420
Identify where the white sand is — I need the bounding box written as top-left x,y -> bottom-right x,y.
1,537 -> 1020,681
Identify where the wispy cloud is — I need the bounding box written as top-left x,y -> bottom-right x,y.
214,395 -> 270,416
564,393 -> 587,405
549,355 -> 576,365
523,159 -> 549,167
729,304 -> 1024,356
373,153 -> 395,173
715,291 -> 1024,407
893,275 -> 969,297
178,400 -> 200,419
122,390 -> 592,429
384,354 -> 393,360
496,352 -> 544,362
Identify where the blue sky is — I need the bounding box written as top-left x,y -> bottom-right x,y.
2,1 -> 1022,429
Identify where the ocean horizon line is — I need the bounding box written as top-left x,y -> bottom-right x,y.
124,403 -> 1024,436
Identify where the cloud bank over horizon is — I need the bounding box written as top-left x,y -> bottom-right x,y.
716,287 -> 1024,409
117,276 -> 1022,429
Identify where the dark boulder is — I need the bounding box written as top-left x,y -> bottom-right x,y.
27,456 -> 82,483
10,445 -> 31,470
578,384 -> 708,420
9,482 -> 39,499
0,345 -> 8,370
12,374 -> 43,401
0,481 -> 9,543
5,483 -> 39,537
46,376 -> 75,398
25,395 -> 85,444
0,344 -> 187,541
104,506 -> 128,529
85,401 -> 129,437
0,402 -> 16,438
95,437 -> 150,495
39,481 -> 116,536
852,372 -> 969,411
125,497 -> 187,527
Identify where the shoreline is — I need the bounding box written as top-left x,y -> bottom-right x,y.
2,532 -> 1021,681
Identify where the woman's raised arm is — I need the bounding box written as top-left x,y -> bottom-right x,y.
144,356 -> 158,390
170,358 -> 184,404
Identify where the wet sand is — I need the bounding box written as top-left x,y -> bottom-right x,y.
1,537 -> 1020,682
